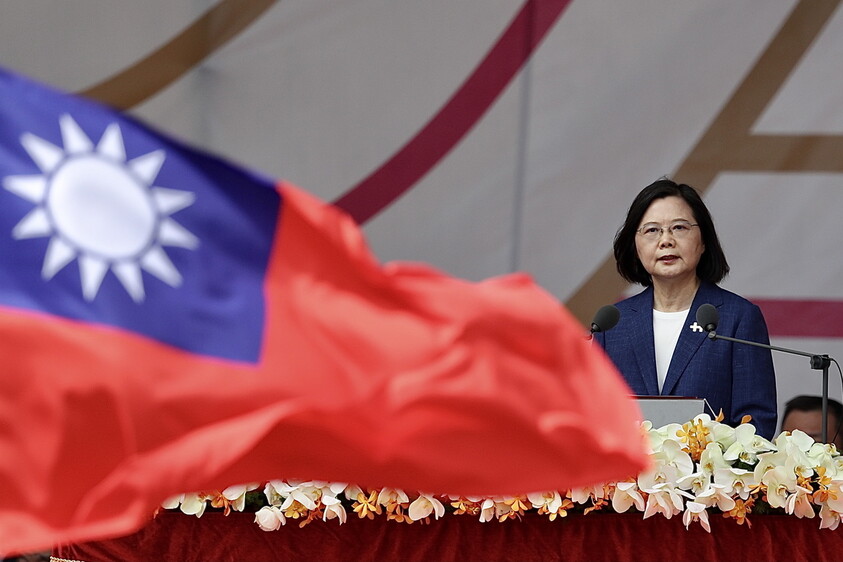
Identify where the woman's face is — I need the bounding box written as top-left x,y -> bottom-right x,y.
635,196 -> 705,286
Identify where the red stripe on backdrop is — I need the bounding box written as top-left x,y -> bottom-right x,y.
333,0 -> 573,224
752,299 -> 843,338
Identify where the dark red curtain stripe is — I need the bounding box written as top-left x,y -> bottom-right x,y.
752,298 -> 843,338
333,0 -> 573,224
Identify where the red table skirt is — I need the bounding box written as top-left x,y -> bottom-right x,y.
53,510 -> 843,562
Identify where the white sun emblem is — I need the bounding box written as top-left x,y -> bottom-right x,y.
2,114 -> 198,303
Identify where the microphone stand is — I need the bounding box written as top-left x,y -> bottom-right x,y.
706,330 -> 832,443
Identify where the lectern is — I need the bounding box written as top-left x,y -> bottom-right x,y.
634,396 -> 706,427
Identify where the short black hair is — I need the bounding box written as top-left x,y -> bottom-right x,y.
783,395 -> 843,422
613,178 -> 730,286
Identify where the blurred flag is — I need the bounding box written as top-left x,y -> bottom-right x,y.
0,66 -> 646,554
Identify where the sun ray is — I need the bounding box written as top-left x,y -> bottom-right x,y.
97,123 -> 126,162
78,254 -> 109,301
112,261 -> 145,303
42,237 -> 77,280
158,218 -> 199,249
20,133 -> 65,173
128,150 -> 165,185
3,174 -> 48,203
140,246 -> 183,287
152,187 -> 195,215
11,208 -> 52,239
59,114 -> 94,155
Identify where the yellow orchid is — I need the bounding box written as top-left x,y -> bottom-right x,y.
676,417 -> 712,461
351,490 -> 382,520
723,497 -> 754,527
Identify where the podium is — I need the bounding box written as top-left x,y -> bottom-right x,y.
634,396 -> 706,427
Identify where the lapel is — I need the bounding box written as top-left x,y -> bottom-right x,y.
628,287 -> 659,396
661,282 -> 723,395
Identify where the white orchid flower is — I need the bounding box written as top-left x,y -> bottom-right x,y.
570,483 -> 606,505
264,481 -> 286,506
642,483 -> 693,519
377,488 -> 410,507
783,429 -> 816,451
639,439 -> 694,490
527,490 -> 564,513
785,452 -> 816,481
699,442 -> 731,476
222,483 -> 260,512
272,479 -> 303,493
820,504 -> 842,530
831,456 -> 843,477
713,467 -> 757,500
753,449 -> 787,476
280,484 -> 320,511
322,496 -> 348,524
723,424 -> 774,465
674,413 -> 734,448
784,485 -> 815,519
807,442 -> 840,477
682,501 -> 711,533
612,481 -> 645,513
178,493 -> 207,518
161,494 -> 184,510
706,419 -> 737,451
344,484 -> 365,502
676,471 -> 711,496
316,486 -> 343,513
823,480 -> 843,513
254,506 -> 286,531
777,431 -> 818,479
327,482 -> 348,495
314,482 -> 345,499
691,414 -> 715,425
761,465 -> 797,509
646,422 -> 685,451
478,498 -> 497,523
478,497 -> 513,523
408,493 -> 446,521
694,484 -> 735,513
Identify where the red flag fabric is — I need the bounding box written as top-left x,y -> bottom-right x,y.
0,67 -> 647,555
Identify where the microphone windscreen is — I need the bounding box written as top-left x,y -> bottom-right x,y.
591,304 -> 621,333
696,303 -> 719,332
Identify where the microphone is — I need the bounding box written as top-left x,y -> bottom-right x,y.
590,304 -> 620,335
695,303 -> 833,443
695,303 -> 719,334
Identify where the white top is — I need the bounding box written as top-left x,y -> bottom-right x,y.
653,308 -> 689,393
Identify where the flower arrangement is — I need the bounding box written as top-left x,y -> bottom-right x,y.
161,414 -> 843,533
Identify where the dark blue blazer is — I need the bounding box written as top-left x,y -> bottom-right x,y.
594,282 -> 777,439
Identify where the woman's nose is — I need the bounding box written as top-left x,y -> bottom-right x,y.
658,232 -> 675,247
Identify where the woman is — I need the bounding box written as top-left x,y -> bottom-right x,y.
594,179 -> 777,438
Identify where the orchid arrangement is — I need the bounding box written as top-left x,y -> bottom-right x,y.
161,414 -> 843,533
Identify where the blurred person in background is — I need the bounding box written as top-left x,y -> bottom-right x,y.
781,394 -> 843,450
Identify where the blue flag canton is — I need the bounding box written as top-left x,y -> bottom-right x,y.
0,69 -> 280,363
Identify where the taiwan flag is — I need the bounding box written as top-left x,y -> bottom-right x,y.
0,66 -> 646,554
